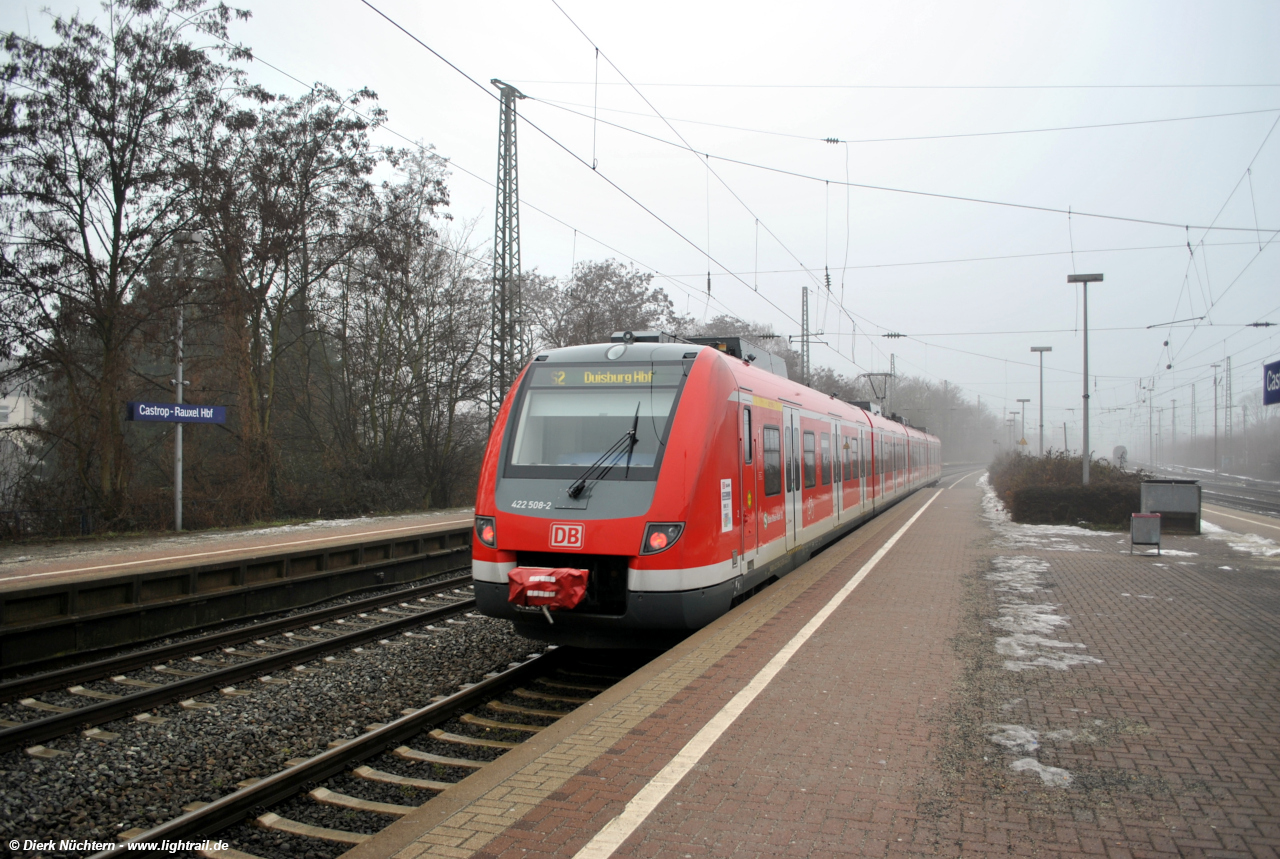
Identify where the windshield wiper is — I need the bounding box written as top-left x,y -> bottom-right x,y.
566,404 -> 641,500
624,404 -> 640,478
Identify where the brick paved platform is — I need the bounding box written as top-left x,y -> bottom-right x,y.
353,474 -> 1280,859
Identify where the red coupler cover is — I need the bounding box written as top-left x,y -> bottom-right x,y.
507,566 -> 588,610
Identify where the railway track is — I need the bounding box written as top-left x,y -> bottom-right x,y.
0,574 -> 477,754
88,647 -> 644,859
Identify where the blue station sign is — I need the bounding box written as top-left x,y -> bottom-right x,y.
127,402 -> 226,424
1266,359 -> 1280,407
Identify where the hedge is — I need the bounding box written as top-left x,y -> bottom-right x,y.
1008,485 -> 1140,529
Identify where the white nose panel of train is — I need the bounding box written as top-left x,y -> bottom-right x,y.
628,557 -> 736,592
473,559 -> 518,583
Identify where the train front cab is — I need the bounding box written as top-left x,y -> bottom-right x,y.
471,342 -> 747,647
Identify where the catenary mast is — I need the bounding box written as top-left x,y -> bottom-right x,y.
489,79 -> 526,422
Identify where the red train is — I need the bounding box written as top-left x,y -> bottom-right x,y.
471,332 -> 942,647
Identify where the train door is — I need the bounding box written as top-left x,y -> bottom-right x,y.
739,403 -> 757,567
833,421 -> 844,523
877,430 -> 886,501
783,406 -> 801,551
860,425 -> 870,506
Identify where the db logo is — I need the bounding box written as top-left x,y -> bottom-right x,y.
549,521 -> 585,550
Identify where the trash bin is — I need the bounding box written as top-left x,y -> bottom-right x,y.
1131,513 -> 1161,555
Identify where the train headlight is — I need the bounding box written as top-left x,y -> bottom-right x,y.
475,516 -> 497,548
641,522 -> 684,555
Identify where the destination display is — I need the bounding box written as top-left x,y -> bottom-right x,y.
127,402 -> 226,423
529,363 -> 684,388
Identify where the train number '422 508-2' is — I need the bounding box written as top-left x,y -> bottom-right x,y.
510,499 -> 553,510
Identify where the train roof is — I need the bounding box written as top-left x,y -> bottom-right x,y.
527,340 -> 938,444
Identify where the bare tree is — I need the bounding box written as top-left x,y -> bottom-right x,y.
0,0 -> 248,521
184,84 -> 381,515
528,259 -> 683,348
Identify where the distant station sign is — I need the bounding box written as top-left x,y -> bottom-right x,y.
1266,359 -> 1280,407
127,402 -> 226,424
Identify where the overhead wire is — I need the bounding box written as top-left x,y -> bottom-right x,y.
166,2 -> 769,342
541,0 -> 886,373
1160,113 -> 1280,374
514,80 -> 1280,91
193,3 -> 1280,400
359,0 -> 832,358
529,97 -> 1279,234
531,98 -> 1280,146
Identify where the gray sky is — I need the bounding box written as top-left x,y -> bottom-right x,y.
4,0 -> 1278,459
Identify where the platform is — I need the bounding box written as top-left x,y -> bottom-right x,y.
0,510 -> 475,671
349,472 -> 1280,859
0,508 -> 474,592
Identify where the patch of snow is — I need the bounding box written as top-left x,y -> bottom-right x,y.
987,556 -> 1050,593
988,724 -> 1039,752
1043,727 -> 1096,743
990,602 -> 1071,636
1201,520 -> 1280,557
1010,758 -> 1073,787
996,633 -> 1103,671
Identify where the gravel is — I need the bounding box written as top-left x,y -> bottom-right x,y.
0,614 -> 542,858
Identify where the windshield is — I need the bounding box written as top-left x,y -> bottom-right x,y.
505,362 -> 686,480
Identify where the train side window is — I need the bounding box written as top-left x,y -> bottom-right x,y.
762,425 -> 781,497
802,431 -> 817,488
819,433 -> 831,485
842,437 -> 852,482
743,407 -> 753,463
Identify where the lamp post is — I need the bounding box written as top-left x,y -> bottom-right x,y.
1016,398 -> 1030,452
1211,363 -> 1221,472
1067,273 -> 1103,484
1031,347 -> 1051,455
172,231 -> 195,531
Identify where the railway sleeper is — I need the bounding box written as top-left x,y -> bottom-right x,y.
112,675 -> 162,688
487,699 -> 567,719
429,727 -> 517,749
392,745 -> 485,769
19,697 -> 73,713
197,846 -> 264,859
253,812 -> 369,845
459,713 -> 545,733
352,764 -> 451,791
309,786 -> 416,817
538,678 -> 608,693
514,687 -> 591,704
68,685 -> 122,700
152,665 -> 204,678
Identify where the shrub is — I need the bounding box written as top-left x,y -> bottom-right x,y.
989,451 -> 1147,528
1008,485 -> 1139,529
